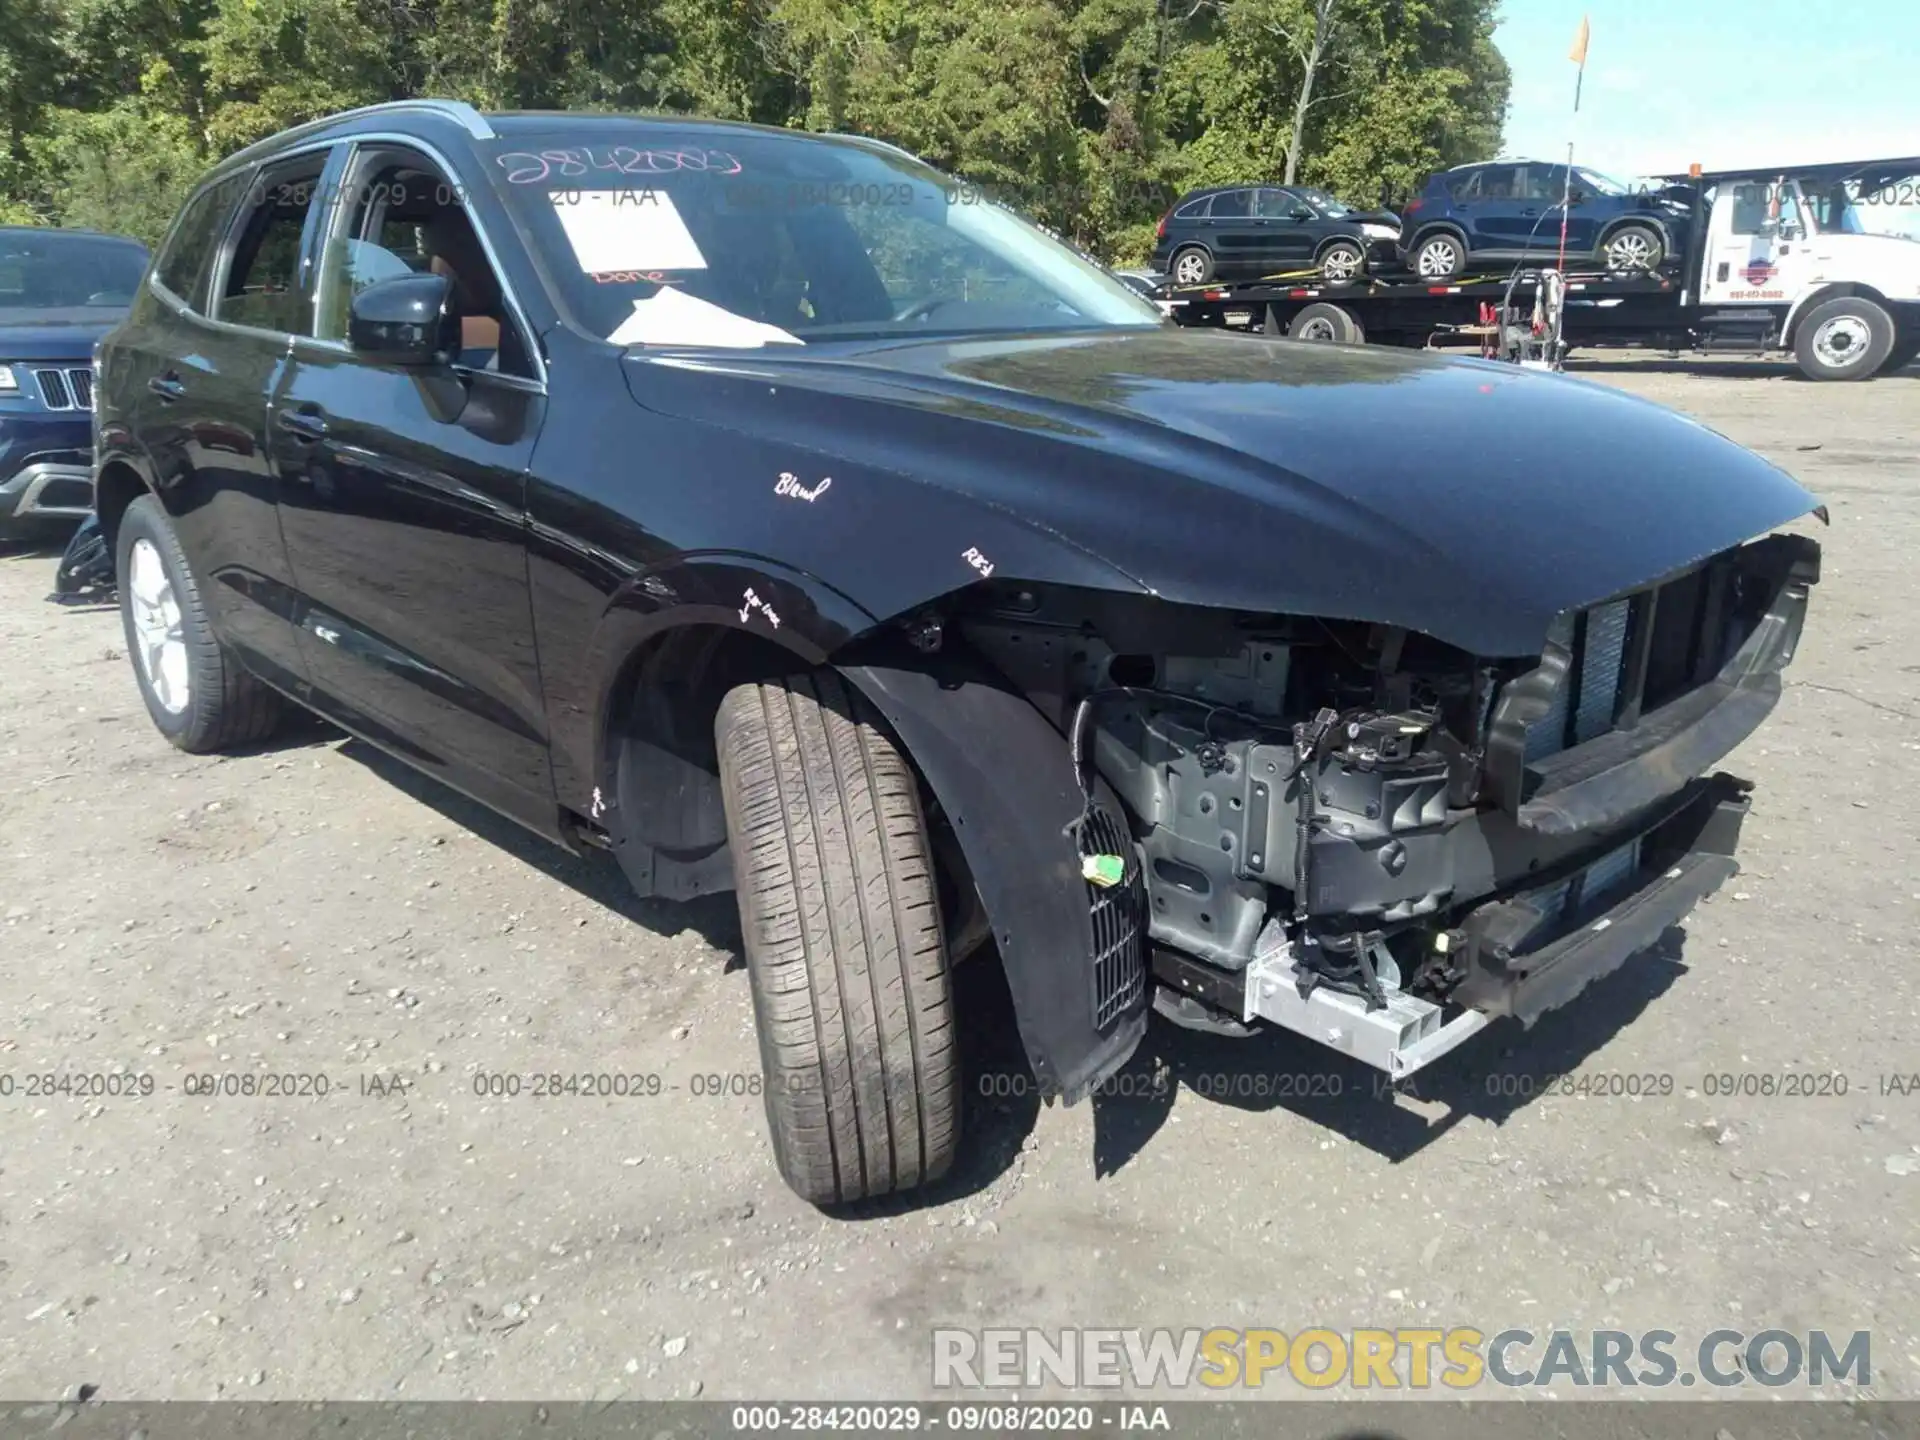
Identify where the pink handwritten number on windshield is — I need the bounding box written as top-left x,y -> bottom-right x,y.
495,148 -> 744,184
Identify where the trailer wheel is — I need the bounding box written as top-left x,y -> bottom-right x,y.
715,671 -> 960,1207
1289,302 -> 1365,345
1794,297 -> 1895,381
1168,246 -> 1214,286
1603,223 -> 1664,272
1410,232 -> 1466,281
1316,239 -> 1366,283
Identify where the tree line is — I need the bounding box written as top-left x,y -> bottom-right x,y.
0,0 -> 1508,264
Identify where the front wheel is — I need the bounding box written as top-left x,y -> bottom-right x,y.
1794,296 -> 1895,381
1603,223 -> 1665,272
1288,301 -> 1365,345
715,671 -> 960,1207
1316,239 -> 1366,283
1410,232 -> 1466,282
115,493 -> 282,752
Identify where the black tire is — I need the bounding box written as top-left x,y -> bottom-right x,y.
1410,231 -> 1466,282
715,671 -> 960,1206
1602,222 -> 1665,272
1879,335 -> 1920,374
1168,244 -> 1214,286
115,493 -> 281,753
1289,301 -> 1365,345
1316,238 -> 1366,283
1794,296 -> 1895,381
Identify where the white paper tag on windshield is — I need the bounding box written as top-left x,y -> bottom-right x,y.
607,286 -> 803,348
550,189 -> 706,274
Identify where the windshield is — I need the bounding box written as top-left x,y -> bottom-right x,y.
1296,187 -> 1353,217
487,130 -> 1163,347
0,230 -> 148,311
1573,167 -> 1633,198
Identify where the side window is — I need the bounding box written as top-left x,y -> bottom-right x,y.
1478,166 -> 1519,201
1521,166 -> 1564,203
219,158 -> 327,334
1728,183 -> 1772,235
1173,195 -> 1211,219
316,146 -> 536,379
1448,170 -> 1483,201
155,174 -> 248,312
1254,188 -> 1297,219
1208,189 -> 1252,219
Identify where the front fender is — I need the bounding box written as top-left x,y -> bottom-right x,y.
838,655 -> 1148,1104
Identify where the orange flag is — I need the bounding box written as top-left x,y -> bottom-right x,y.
1569,15 -> 1591,66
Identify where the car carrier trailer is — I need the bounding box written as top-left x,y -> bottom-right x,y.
1160,154 -> 1920,381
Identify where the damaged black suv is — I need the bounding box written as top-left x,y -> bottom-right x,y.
94,100 -> 1822,1206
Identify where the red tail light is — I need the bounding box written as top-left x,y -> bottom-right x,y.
1404,197 -> 1424,214
1156,212 -> 1169,239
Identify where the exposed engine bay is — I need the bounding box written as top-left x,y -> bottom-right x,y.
938,531 -> 1818,1077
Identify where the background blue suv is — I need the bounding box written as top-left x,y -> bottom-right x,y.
1397,160 -> 1691,281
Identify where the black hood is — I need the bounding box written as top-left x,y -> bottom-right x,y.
625,328 -> 1820,656
0,310 -> 123,360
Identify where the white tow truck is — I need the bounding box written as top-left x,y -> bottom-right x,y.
1163,155 -> 1920,381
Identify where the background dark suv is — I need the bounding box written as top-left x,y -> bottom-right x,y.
1,227 -> 148,536
1152,184 -> 1401,286
1398,160 -> 1690,281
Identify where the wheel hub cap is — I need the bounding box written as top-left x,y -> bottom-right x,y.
128,537 -> 189,714
1297,318 -> 1337,341
1815,316 -> 1870,367
1175,254 -> 1206,284
1608,233 -> 1653,268
1418,243 -> 1456,277
1323,249 -> 1360,280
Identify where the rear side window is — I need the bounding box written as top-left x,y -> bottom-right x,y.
1447,170 -> 1483,201
218,158 -> 327,335
1173,195 -> 1211,219
1209,189 -> 1252,219
155,174 -> 248,312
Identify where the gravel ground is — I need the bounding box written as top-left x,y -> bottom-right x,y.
1,354 -> 1917,1404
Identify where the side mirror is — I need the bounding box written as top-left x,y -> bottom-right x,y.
1566,188 -> 1588,205
348,273 -> 458,365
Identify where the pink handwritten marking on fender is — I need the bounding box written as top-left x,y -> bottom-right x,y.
740,587 -> 782,629
774,471 -> 832,502
962,546 -> 995,578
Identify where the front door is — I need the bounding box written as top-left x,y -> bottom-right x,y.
269,140 -> 557,832
1700,178 -> 1792,305
1256,188 -> 1319,269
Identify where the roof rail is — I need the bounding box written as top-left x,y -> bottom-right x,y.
215,98 -> 495,174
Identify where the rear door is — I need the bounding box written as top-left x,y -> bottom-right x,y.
120,154 -> 334,692
269,139 -> 556,831
1203,188 -> 1264,276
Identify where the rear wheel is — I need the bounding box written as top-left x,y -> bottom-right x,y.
1602,223 -> 1665,272
1410,232 -> 1466,281
1316,239 -> 1366,283
115,493 -> 281,752
1794,296 -> 1895,381
1289,301 -> 1365,345
1168,245 -> 1214,286
715,671 -> 960,1206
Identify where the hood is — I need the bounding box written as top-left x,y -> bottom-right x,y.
0,310 -> 122,360
624,328 -> 1820,656
1344,209 -> 1403,230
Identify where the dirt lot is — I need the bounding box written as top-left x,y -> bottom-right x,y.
2,355 -> 1918,1404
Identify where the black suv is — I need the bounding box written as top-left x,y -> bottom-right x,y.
1,226 -> 148,535
1151,184 -> 1402,286
97,101 -> 1820,1207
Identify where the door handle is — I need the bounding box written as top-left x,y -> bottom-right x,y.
276,407 -> 328,443
147,373 -> 185,402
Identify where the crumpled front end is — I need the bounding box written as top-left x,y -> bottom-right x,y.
946,528 -> 1818,1080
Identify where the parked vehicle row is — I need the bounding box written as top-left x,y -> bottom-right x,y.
68,100 -> 1822,1210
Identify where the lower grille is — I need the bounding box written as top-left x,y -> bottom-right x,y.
1525,596 -> 1637,762
1533,837 -> 1644,926
1076,806 -> 1146,1030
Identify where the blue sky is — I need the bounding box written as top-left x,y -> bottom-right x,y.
1494,0 -> 1920,234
